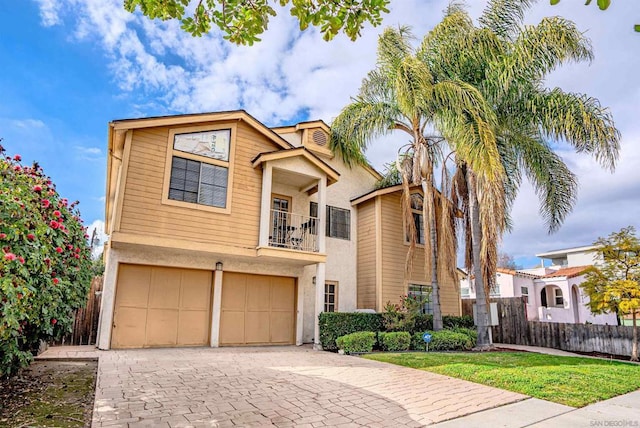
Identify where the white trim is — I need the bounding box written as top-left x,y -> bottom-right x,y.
210,269 -> 224,347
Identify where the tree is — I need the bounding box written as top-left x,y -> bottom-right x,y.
0,144 -> 93,376
124,0 -> 391,45
581,226 -> 640,361
330,26 -> 501,331
550,0 -> 640,32
497,252 -> 518,270
420,0 -> 620,349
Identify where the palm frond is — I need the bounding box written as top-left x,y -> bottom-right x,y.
513,134 -> 578,233
479,0 -> 535,41
330,100 -> 408,166
495,16 -> 593,89
529,88 -> 620,171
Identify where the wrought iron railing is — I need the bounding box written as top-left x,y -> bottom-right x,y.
269,209 -> 319,252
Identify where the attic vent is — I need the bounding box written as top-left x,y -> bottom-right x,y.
312,129 -> 328,146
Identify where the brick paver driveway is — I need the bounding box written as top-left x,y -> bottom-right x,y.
92,346 -> 525,427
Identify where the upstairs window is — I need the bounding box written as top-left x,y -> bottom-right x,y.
554,288 -> 564,307
165,128 -> 233,210
310,203 -> 351,240
407,193 -> 425,245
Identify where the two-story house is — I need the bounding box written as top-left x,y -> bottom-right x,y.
96,111 -> 461,350
460,245 -> 617,325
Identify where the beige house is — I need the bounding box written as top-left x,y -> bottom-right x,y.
96,111 -> 461,350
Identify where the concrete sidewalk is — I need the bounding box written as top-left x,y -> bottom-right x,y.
493,343 -> 584,357
433,390 -> 640,427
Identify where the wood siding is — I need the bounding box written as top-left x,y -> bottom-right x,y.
118,121 -> 279,248
356,199 -> 376,309
378,193 -> 460,315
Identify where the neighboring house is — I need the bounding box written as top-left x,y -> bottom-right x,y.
459,245 -> 617,325
97,111 -> 461,350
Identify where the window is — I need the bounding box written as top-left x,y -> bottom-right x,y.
174,129 -> 230,161
461,287 -> 470,298
408,284 -> 433,314
521,286 -> 529,304
166,128 -> 232,210
408,193 -> 425,245
324,282 -> 338,312
489,284 -> 500,297
554,288 -> 564,307
310,203 -> 351,240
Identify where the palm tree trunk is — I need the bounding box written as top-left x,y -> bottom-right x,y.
632,311 -> 638,362
430,212 -> 443,331
467,172 -> 492,349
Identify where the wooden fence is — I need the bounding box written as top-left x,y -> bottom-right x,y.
462,297 -> 636,357
526,322 -> 634,357
56,275 -> 103,346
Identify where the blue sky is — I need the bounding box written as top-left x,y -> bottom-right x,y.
3,1 -> 640,267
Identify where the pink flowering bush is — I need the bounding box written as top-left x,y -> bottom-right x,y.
0,144 -> 93,376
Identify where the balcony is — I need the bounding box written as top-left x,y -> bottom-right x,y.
269,209 -> 319,252
538,306 -> 575,323
253,148 -> 339,265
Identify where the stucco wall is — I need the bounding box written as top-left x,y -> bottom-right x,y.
302,156 -> 378,342
567,251 -> 598,267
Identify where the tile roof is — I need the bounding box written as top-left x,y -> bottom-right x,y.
496,267 -> 541,278
542,265 -> 591,279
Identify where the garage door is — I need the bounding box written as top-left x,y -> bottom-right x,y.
111,264 -> 212,349
220,272 -> 295,345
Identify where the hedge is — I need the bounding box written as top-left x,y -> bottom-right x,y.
379,331 -> 411,351
319,312 -> 383,351
319,312 -> 475,351
443,315 -> 475,329
411,329 -> 476,351
335,332 -> 376,354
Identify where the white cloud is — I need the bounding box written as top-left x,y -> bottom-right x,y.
34,0 -> 640,266
74,145 -> 104,161
34,0 -> 61,26
11,118 -> 46,129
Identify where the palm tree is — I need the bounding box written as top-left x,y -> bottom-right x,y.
420,1 -> 620,347
330,26 -> 502,330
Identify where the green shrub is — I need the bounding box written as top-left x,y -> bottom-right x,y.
411,328 -> 477,351
335,331 -> 376,354
319,312 -> 383,351
451,327 -> 478,344
443,315 -> 475,329
382,295 -> 432,333
379,331 -> 411,351
411,332 -> 429,351
429,330 -> 475,351
412,314 -> 433,333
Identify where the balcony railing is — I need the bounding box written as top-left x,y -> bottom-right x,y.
538,306 -> 574,323
269,209 -> 319,252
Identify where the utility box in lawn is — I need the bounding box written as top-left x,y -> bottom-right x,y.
472,302 -> 499,327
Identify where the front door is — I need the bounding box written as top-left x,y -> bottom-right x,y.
271,194 -> 291,247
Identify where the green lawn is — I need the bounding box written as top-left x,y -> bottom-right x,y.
364,352 -> 640,407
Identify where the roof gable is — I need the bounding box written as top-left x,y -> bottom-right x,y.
541,265 -> 591,279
